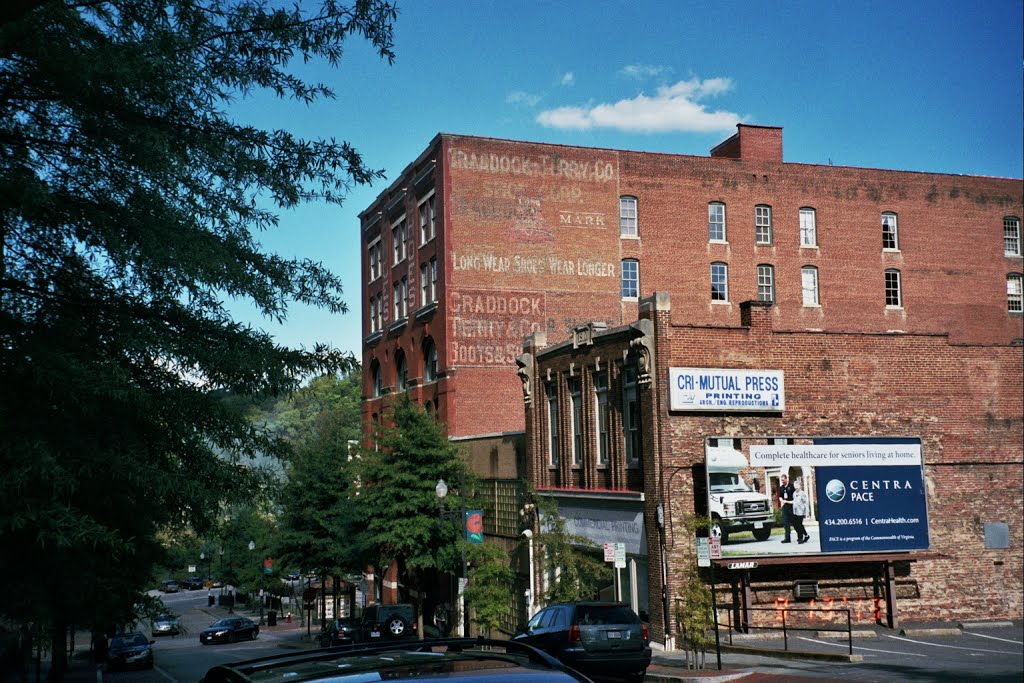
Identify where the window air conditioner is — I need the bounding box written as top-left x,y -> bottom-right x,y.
793,581 -> 819,600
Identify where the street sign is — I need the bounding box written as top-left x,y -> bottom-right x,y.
302,587 -> 317,602
603,543 -> 615,562
696,538 -> 710,567
709,536 -> 722,559
613,542 -> 626,569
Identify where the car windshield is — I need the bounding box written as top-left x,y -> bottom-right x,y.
112,635 -> 148,647
575,606 -> 640,625
709,472 -> 752,492
211,619 -> 235,628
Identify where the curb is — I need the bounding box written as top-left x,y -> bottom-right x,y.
718,643 -> 863,663
959,621 -> 1015,630
899,627 -> 961,637
647,672 -> 749,683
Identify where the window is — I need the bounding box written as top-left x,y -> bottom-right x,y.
1005,216 -> 1021,256
1009,273 -> 1023,313
708,202 -> 726,241
882,212 -> 899,250
368,238 -> 382,280
392,281 -> 400,319
799,208 -> 817,247
400,276 -> 408,317
801,266 -> 819,306
885,269 -> 902,307
393,278 -> 408,320
424,339 -> 438,382
569,377 -> 583,466
429,257 -> 437,303
371,363 -> 382,397
395,351 -> 407,391
375,292 -> 383,330
623,367 -> 640,466
594,372 -> 609,466
419,262 -> 428,306
369,296 -> 378,332
755,205 -> 772,244
621,259 -> 639,299
711,262 -> 729,302
757,264 -> 775,303
418,193 -> 436,245
546,382 -> 559,467
392,217 -> 408,264
619,196 -> 638,237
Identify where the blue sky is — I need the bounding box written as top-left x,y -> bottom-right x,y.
233,0 -> 1023,358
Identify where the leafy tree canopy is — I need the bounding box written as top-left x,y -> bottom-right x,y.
0,0 -> 396,673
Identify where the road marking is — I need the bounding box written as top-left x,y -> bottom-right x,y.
963,631 -> 1024,646
885,635 -> 1024,656
795,636 -> 927,656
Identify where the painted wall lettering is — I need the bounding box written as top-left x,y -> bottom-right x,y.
448,288 -> 547,367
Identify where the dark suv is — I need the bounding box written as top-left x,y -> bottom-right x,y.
360,603 -> 416,641
513,601 -> 650,682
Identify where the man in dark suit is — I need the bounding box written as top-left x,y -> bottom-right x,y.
778,473 -> 795,543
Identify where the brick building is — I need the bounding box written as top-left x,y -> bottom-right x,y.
359,125 -> 1022,637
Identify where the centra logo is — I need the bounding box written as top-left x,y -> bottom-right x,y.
825,479 -> 846,503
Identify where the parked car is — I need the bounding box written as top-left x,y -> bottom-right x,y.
286,571 -> 301,581
200,637 -> 593,682
106,632 -> 154,671
182,576 -> 206,590
151,613 -> 181,637
360,603 -> 416,641
199,617 -> 259,645
318,617 -> 359,647
159,579 -> 180,593
513,602 -> 650,682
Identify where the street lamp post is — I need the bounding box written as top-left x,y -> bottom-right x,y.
249,540 -> 264,625
435,477 -> 469,637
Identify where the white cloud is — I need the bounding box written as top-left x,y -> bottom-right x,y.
619,64 -> 670,80
536,77 -> 742,134
506,90 -> 541,107
561,72 -> 574,86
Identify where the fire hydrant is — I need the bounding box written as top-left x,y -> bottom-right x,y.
286,612 -> 292,624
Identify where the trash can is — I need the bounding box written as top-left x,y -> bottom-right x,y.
267,611 -> 277,627
208,594 -> 215,607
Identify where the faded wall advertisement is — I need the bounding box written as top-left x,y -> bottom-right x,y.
449,287 -> 546,367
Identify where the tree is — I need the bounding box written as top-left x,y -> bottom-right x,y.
355,395 -> 468,637
0,1 -> 396,677
275,371 -> 365,582
463,541 -> 515,637
534,496 -> 613,603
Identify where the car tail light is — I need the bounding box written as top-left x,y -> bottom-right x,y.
642,624 -> 649,641
568,625 -> 581,642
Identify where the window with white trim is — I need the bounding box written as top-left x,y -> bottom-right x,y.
375,292 -> 383,330
619,196 -> 638,237
393,277 -> 408,320
882,212 -> 899,250
1008,273 -> 1023,313
418,193 -> 436,245
623,367 -> 640,467
424,339 -> 438,382
392,216 -> 408,264
395,351 -> 407,391
755,205 -> 773,244
801,266 -> 819,306
885,269 -> 902,307
711,262 -> 729,302
419,262 -> 428,306
757,264 -> 775,303
392,281 -> 400,319
368,238 -> 382,280
371,363 -> 382,397
709,202 -> 726,241
621,259 -> 639,299
546,382 -> 559,467
799,208 -> 817,247
1005,216 -> 1021,256
594,371 -> 609,466
569,377 -> 583,466
429,257 -> 437,303
369,296 -> 378,332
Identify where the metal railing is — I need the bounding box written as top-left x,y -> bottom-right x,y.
717,605 -> 853,655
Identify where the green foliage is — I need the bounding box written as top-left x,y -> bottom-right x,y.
534,496 -> 613,603
275,371 -> 365,578
674,515 -> 714,669
354,395 -> 468,607
464,541 -> 515,637
0,0 -> 396,673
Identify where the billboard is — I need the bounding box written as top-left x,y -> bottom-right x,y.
706,437 -> 929,558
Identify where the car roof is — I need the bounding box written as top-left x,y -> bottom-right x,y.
200,637 -> 591,682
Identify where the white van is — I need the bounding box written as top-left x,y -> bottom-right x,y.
707,446 -> 774,542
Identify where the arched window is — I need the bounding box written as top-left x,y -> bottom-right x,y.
885,269 -> 902,307
621,258 -> 639,299
708,202 -> 726,241
1005,216 -> 1021,256
801,266 -> 819,306
710,262 -> 729,302
756,264 -> 775,303
371,362 -> 382,398
755,205 -> 772,244
799,207 -> 817,247
395,350 -> 408,391
882,212 -> 899,250
619,196 -> 638,237
423,338 -> 438,382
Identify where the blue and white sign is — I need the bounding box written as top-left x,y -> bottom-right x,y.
669,368 -> 784,412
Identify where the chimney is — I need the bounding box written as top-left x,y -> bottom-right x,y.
710,124 -> 783,163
